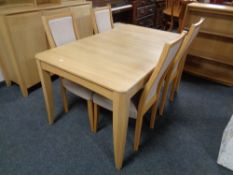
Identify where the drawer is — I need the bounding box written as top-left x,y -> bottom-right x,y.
137,0 -> 154,7
137,4 -> 155,19
137,15 -> 155,28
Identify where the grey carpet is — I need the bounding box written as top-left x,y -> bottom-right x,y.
0,74 -> 233,175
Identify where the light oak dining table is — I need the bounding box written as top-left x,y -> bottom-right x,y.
36,24 -> 180,170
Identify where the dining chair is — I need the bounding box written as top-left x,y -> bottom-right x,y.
163,0 -> 196,32
163,0 -> 182,31
158,18 -> 205,116
92,31 -> 186,151
41,12 -> 94,131
91,4 -> 114,34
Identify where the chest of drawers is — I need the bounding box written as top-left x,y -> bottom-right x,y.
133,0 -> 155,28
154,0 -> 165,29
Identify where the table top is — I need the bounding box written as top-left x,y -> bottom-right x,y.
36,24 -> 180,93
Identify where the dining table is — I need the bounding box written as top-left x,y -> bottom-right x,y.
35,23 -> 180,169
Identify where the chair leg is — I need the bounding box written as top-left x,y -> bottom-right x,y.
93,103 -> 99,133
159,79 -> 170,116
175,57 -> 186,93
175,70 -> 182,93
87,100 -> 94,132
60,79 -> 69,113
169,79 -> 177,102
150,102 -> 158,129
133,112 -> 144,152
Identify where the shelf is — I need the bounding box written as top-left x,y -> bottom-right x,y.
184,64 -> 233,87
184,27 -> 233,39
199,30 -> 233,39
189,50 -> 233,66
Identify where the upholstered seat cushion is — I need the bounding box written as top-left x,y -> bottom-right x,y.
62,79 -> 92,100
93,93 -> 137,119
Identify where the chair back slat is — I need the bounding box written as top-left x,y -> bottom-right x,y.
92,5 -> 114,34
170,18 -> 205,77
138,32 -> 186,114
166,0 -> 181,9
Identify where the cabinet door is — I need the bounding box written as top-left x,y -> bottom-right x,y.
6,12 -> 48,88
70,4 -> 94,38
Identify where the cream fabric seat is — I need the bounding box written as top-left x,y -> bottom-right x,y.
41,12 -> 94,132
93,93 -> 137,119
62,79 -> 92,100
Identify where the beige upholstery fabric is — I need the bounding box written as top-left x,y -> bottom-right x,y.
63,79 -> 92,100
95,9 -> 112,33
93,93 -> 137,119
48,16 -> 76,47
146,39 -> 183,103
171,61 -> 179,78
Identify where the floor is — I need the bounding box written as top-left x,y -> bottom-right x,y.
0,74 -> 233,175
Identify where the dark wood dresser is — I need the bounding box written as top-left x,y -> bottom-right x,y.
88,0 -> 134,23
154,0 -> 165,29
132,0 -> 155,27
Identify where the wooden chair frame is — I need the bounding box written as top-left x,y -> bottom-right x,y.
159,18 -> 205,116
92,31 -> 186,151
41,12 -> 94,132
133,31 -> 186,151
164,0 -> 182,31
91,4 -> 114,34
164,0 -> 197,32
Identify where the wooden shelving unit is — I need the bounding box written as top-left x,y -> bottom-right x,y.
199,30 -> 233,39
183,3 -> 233,86
0,0 -> 72,5
189,50 -> 233,66
185,56 -> 233,86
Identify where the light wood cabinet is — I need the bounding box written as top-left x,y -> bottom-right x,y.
183,3 -> 233,86
0,0 -> 93,96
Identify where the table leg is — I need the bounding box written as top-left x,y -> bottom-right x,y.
36,60 -> 54,124
112,92 -> 130,170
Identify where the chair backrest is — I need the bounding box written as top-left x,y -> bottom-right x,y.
92,5 -> 114,34
165,0 -> 181,9
138,31 -> 186,115
42,12 -> 80,48
164,0 -> 182,31
165,0 -> 182,14
169,18 -> 205,77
